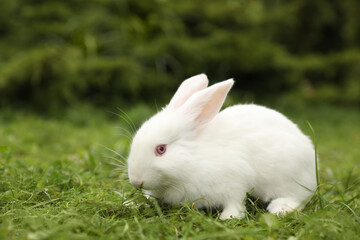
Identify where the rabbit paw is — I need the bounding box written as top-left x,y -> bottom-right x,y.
267,197 -> 300,215
220,203 -> 245,220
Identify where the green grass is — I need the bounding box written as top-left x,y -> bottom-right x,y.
0,103 -> 359,239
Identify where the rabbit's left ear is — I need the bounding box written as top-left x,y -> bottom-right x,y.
168,74 -> 209,110
180,79 -> 234,127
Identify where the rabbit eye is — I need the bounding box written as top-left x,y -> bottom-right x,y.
155,144 -> 167,156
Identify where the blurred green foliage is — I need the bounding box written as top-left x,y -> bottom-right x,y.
1,0 -> 360,109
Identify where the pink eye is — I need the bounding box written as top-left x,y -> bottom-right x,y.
155,144 -> 167,156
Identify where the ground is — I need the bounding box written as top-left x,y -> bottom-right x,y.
0,102 -> 359,239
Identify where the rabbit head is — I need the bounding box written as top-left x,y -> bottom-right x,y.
127,74 -> 234,191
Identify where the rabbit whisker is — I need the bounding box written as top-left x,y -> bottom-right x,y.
117,107 -> 137,133
101,152 -> 126,163
107,110 -> 136,135
114,126 -> 134,139
100,145 -> 128,162
109,163 -> 126,170
116,133 -> 132,141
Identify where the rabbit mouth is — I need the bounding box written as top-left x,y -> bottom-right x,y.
131,180 -> 155,191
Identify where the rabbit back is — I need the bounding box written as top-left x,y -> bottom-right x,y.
199,104 -> 316,202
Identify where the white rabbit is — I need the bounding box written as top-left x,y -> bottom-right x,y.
127,74 -> 317,219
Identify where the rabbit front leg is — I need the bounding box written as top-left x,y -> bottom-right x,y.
220,201 -> 246,220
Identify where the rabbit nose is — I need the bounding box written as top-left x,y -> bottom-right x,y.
131,179 -> 144,189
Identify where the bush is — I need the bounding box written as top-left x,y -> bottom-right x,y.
1,0 -> 360,108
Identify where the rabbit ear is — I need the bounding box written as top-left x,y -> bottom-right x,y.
168,74 -> 209,110
180,79 -> 234,126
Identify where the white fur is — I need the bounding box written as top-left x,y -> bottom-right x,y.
127,74 -> 317,219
